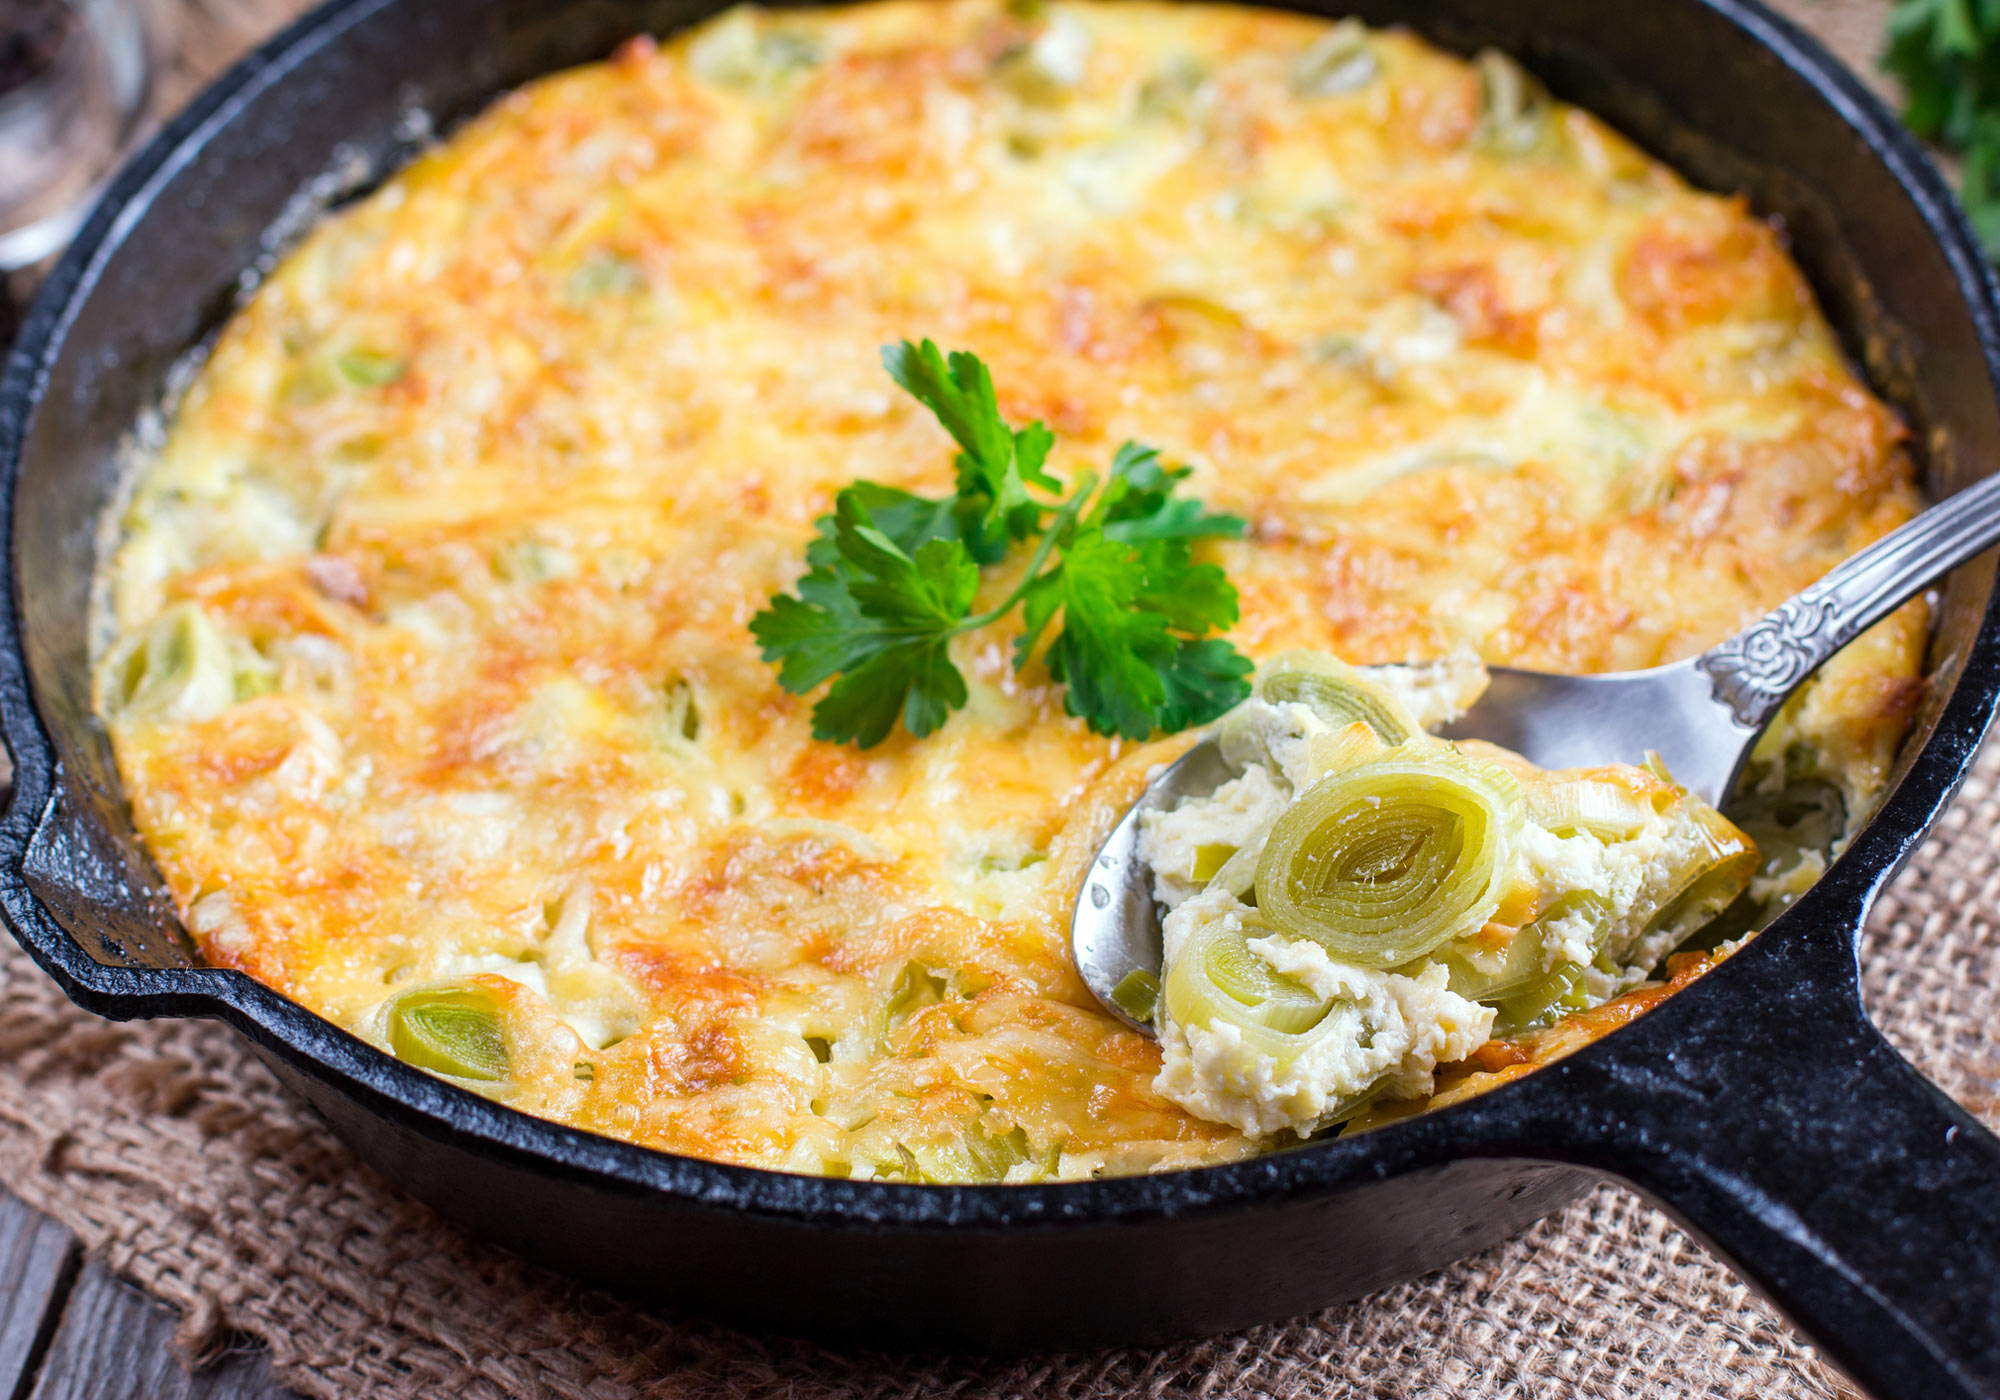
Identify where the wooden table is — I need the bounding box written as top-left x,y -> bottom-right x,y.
0,0 -> 319,1386
0,1188 -> 300,1397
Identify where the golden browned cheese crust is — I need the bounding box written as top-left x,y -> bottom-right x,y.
96,0 -> 1925,1180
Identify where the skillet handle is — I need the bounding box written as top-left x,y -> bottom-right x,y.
1559,921 -> 2000,1400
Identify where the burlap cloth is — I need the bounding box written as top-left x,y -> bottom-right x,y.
1,0 -> 1985,1395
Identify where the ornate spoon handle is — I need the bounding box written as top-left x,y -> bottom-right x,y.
1700,472 -> 2000,729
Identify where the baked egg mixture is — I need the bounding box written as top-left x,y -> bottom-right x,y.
95,0 -> 1926,1181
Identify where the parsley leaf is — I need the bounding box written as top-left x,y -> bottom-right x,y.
751,493 -> 978,743
1157,637 -> 1265,733
812,637 -> 970,749
805,480 -> 964,565
881,340 -> 1059,559
1015,531 -> 1251,740
1884,0 -> 2000,256
1094,442 -> 1247,543
751,342 -> 1254,747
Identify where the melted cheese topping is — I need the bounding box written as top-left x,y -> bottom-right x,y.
96,0 -> 1925,1181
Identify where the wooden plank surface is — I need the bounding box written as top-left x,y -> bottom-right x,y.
0,1193 -> 76,1399
0,4 -> 380,1395
0,1189 -> 301,1400
23,1255 -> 300,1400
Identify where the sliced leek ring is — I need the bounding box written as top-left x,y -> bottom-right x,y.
1191,843 -> 1236,883
1258,651 -> 1417,745
1434,889 -> 1609,1003
1490,963 -> 1587,1037
1525,774 -> 1668,843
1109,968 -> 1161,1024
1163,917 -> 1338,1064
1217,652 -> 1418,777
1475,49 -> 1554,155
881,1123 -> 1051,1185
1433,925 -> 1545,1005
1292,18 -> 1377,98
1204,833 -> 1265,900
1254,750 -> 1525,968
388,986 -> 510,1082
1490,891 -> 1614,1033
1645,797 -> 1759,942
103,602 -> 242,724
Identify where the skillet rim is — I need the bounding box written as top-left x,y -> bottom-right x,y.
1,0 -> 1998,1234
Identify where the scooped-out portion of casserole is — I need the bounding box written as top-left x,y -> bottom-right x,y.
1137,652 -> 1756,1139
94,0 -> 1926,1181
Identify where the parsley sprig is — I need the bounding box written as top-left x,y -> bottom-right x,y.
1885,0 -> 2000,256
750,341 -> 1254,748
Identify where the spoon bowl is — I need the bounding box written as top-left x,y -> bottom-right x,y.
1074,469 -> 2000,1030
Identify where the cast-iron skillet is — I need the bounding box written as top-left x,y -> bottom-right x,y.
3,0 -> 2000,1391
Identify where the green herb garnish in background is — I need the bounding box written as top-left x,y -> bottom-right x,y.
1884,0 -> 2000,256
750,341 -> 1254,748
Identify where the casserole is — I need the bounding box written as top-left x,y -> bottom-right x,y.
87,0 -> 1880,1180
3,0 -> 1999,1393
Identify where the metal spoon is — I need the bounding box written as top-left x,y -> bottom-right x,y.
1073,470 -> 2000,1032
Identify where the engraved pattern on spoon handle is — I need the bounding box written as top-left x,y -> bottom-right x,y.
1700,472 -> 2000,730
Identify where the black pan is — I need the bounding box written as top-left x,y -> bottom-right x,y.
3,0 -> 2000,1391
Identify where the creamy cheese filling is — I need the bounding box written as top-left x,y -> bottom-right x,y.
1154,888 -> 1492,1136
